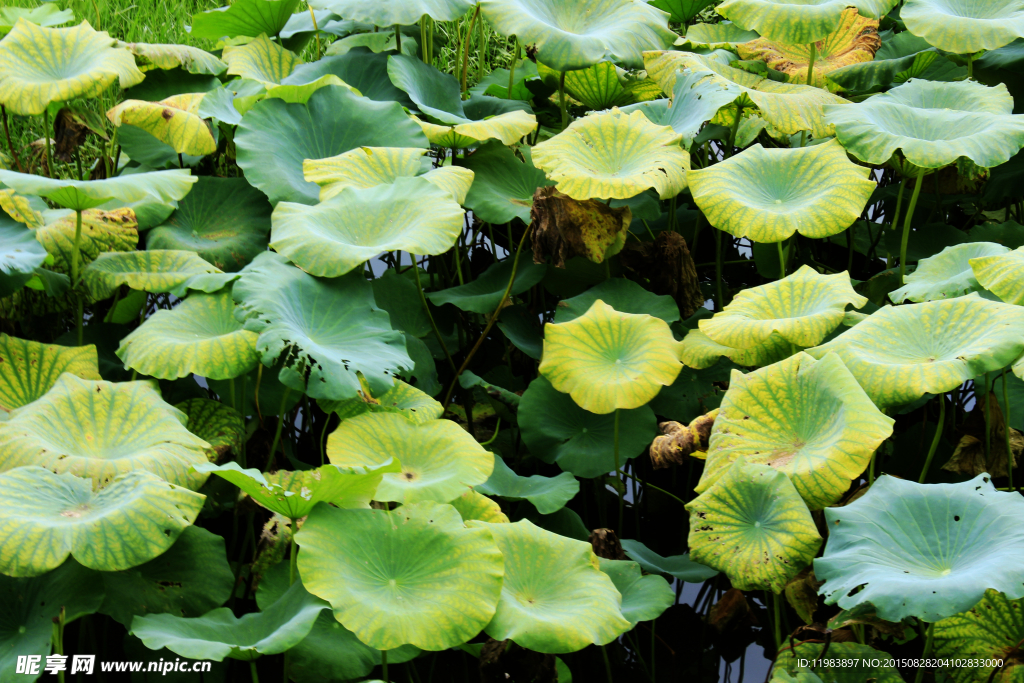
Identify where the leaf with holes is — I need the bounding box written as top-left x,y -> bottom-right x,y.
33,208 -> 138,276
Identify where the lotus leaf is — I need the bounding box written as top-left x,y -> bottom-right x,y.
889,242 -> 1009,304
598,558 -> 674,626
33,208 -> 139,274
826,31 -> 960,94
223,34 -> 302,85
825,79 -> 1024,169
772,642 -> 905,683
0,5 -> 74,34
0,168 -> 196,212
309,0 -> 475,25
687,457 -> 823,592
121,42 -> 227,75
116,290 -> 259,380
175,398 -> 245,460
902,0 -> 1024,55
476,454 -> 579,514
82,250 -> 220,300
270,178 -> 465,278
715,0 -> 897,45
319,378 -> 443,424
190,0 -> 300,40
457,142 -> 552,225
684,22 -> 761,48
297,501 -> 504,651
0,374 -> 211,489
0,334 -> 99,414
933,589 -> 1024,683
303,146 -> 473,202
107,94 -> 217,157
540,299 -> 684,414
531,108 -> 688,201
680,328 -> 792,369
451,490 -> 511,524
194,459 -> 399,518
698,353 -> 894,510
0,467 -> 204,576
0,219 -> 48,297
327,412 -> 493,503
807,294 -> 1024,408
427,256 -> 548,314
649,0 -> 717,23
971,246 -> 1024,305
282,49 -> 415,106
620,539 -> 719,582
0,19 -> 145,116
236,85 -> 428,205
554,277 -> 680,325
816,474 -> 1024,622
559,61 -> 638,110
0,188 -> 44,227
471,519 -> 631,653
232,252 -> 413,401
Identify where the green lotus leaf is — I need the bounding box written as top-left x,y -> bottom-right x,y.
146,177 -> 272,272
598,558 -> 674,626
120,41 -> 227,75
619,539 -> 719,582
0,467 -> 204,577
519,375 -> 657,478
0,19 -> 145,116
427,256 -> 548,314
0,219 -> 48,297
479,0 -> 677,72
889,242 -> 1009,304
933,589 -> 1024,683
558,61 -> 635,110
697,353 -> 894,510
470,519 -> 631,653
33,208 -> 139,276
689,141 -> 875,243
270,177 -> 465,278
319,378 -> 443,424
194,77 -> 268,126
327,412 -> 493,503
236,85 -> 428,205
700,265 -> 866,352
282,50 -> 416,107
826,31 -> 960,94
116,290 -> 259,381
902,0 -> 1024,55
644,50 -> 849,137
223,33 -> 302,85
0,4 -> 74,34
0,168 -> 196,212
649,0 -> 717,23
232,251 -> 413,401
971,246 -> 1024,305
82,249 -> 221,300
531,108 -> 688,201
459,142 -> 554,225
686,457 -> 823,593
194,459 -> 399,518
540,299 -> 684,414
451,490 -> 511,524
0,334 -> 100,414
130,577 -> 325,661
99,525 -> 234,627
816,474 -> 1024,622
107,94 -> 217,157
684,22 -> 761,48
825,78 -> 1024,169
298,501 -> 504,651
476,454 -> 579,514
311,0 -> 474,24
325,31 -> 420,58
175,398 -> 245,460
806,294 -> 1024,408
190,0 -> 300,40
715,0 -> 897,45
0,374 -> 211,489
680,327 -> 792,369
554,277 -> 681,325
772,642 -> 905,683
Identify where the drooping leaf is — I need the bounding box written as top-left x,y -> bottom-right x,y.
427,256 -> 548,314
459,142 -> 555,225
0,467 -> 204,577
82,249 -> 220,300
0,188 -> 44,227
598,558 -> 674,626
815,474 -> 1024,623
223,33 -> 302,85
190,0 -> 301,40
318,378 -> 443,424
902,0 -> 1024,55
309,0 -> 475,24
476,454 -> 579,514
121,41 -> 227,75
715,0 -> 897,45
107,94 -> 217,156
175,398 -> 245,460
619,539 -> 719,583
0,168 -> 196,212
971,246 -> 1024,305
680,327 -> 794,370
889,242 -> 1009,303
933,589 -> 1024,683
0,334 -> 100,414
303,145 -> 472,202
0,5 -> 74,34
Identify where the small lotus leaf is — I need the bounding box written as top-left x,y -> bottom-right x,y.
933,589 -> 1024,683
107,94 -> 217,156
815,474 -> 1024,623
0,334 -> 100,414
687,457 -> 823,593
121,42 -> 227,75
0,467 -> 204,576
0,168 -> 196,212
83,250 -> 220,300
476,455 -> 579,514
598,558 -> 674,625
620,539 -> 719,582
175,398 -> 245,460
190,0 -> 300,40
971,246 -> 1024,305
319,378 -> 443,424
223,34 -> 302,85
902,0 -> 1024,55
451,490 -> 511,524
889,242 -> 1009,303
716,0 -> 897,45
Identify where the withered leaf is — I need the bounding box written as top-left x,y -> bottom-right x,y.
530,186 -> 631,268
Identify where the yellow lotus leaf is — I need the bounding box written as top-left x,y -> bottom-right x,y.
715,0 -> 897,45
222,33 -> 301,85
0,334 -> 100,414
450,490 -> 510,524
33,208 -> 139,276
413,109 -> 538,148
107,94 -> 217,157
120,41 -> 227,75
971,246 -> 1024,305
680,328 -> 792,369
0,189 -> 43,228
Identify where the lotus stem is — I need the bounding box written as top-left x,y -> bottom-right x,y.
1,105 -> 24,173
380,649 -> 389,682
558,70 -> 568,130
984,372 -> 992,465
239,372 -> 248,467
480,418 -> 502,445
773,591 -> 782,652
776,241 -> 787,278
309,6 -> 321,60
289,518 -> 299,584
460,6 -> 481,95
805,41 -> 817,87
614,408 -> 623,532
265,387 -> 292,471
52,607 -> 65,683
726,105 -> 742,157
250,660 -> 259,683
411,257 -> 457,376
918,395 -> 945,483
229,376 -> 237,415
1004,369 -> 1014,488
912,623 -> 934,683
394,24 -> 401,52
478,12 -> 487,84
601,645 -> 614,683
619,467 -> 687,506
507,37 -> 519,98
420,16 -> 428,64
42,108 -> 53,177
72,209 -> 84,345
714,228 -> 725,310
898,171 -> 926,285
967,54 -> 974,80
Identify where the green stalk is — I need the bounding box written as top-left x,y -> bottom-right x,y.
52,607 -> 65,683
72,209 -> 84,345
412,256 -> 457,374
394,25 -> 401,52
265,388 -> 293,471
773,591 -> 782,652
477,12 -> 487,84
507,37 -> 519,98
725,105 -> 742,157
250,661 -> 259,683
1,105 -> 24,173
714,228 -> 725,310
984,372 -> 992,465
619,467 -> 687,506
898,171 -> 926,285
420,16 -> 428,64
912,623 -> 934,683
918,395 -> 945,483
460,6 -> 481,95
381,649 -> 389,682
614,408 -> 623,532
1004,369 -> 1015,488
558,70 -> 568,129
601,645 -> 614,683
43,108 -> 53,177
967,54 -> 974,79
776,240 -> 787,279
805,41 -> 818,86
289,519 -> 298,584
309,6 -> 321,60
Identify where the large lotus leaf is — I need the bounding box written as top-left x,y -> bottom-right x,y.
0,19 -> 144,116
470,519 -> 631,653
82,250 -> 220,300
190,0 -> 300,40
319,378 -> 442,424
0,168 -> 196,212
736,8 -> 881,88
270,177 -> 465,278
107,94 -> 217,157
643,50 -> 849,137
99,525 -> 234,627
825,78 -> 1024,169
889,242 -> 1009,304
619,539 -> 719,582
531,108 -> 688,201
282,50 -> 415,107
194,459 -> 399,518
146,177 -> 272,272
327,412 -> 493,503
689,141 -> 874,243
816,474 -> 1024,623
33,208 -> 138,276
680,328 -> 792,369
933,589 -> 1024,683
0,219 -> 47,297
175,398 -> 245,460
130,577 -> 324,661
476,454 -> 579,514
298,501 -> 504,651
116,290 -> 259,381
459,142 -> 554,225
232,251 -> 412,400
479,0 -> 676,72
598,558 -> 674,626
716,0 -> 897,44
698,353 -> 894,510
971,246 -> 1024,305
0,334 -> 100,414
772,642 -> 905,683
0,374 -> 211,489
687,457 -> 822,593
902,0 -> 1024,55
427,256 -> 548,314
0,467 -> 204,577
0,5 -> 74,34
121,42 -> 227,75
310,0 -> 474,24
806,294 -> 1024,408
236,85 -> 427,205
700,266 -> 866,350
223,34 -> 302,85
